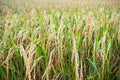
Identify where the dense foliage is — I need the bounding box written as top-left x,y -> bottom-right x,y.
0,1 -> 120,80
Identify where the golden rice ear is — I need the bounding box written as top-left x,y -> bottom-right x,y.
20,43 -> 37,80
20,45 -> 25,57
42,49 -> 54,79
2,47 -> 15,80
80,60 -> 83,80
72,36 -> 80,80
2,47 -> 14,64
31,56 -> 43,72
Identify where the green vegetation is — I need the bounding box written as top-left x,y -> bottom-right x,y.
0,0 -> 120,80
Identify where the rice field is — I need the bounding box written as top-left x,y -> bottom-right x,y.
0,0 -> 120,80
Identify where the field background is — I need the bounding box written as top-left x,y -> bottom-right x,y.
0,0 -> 120,8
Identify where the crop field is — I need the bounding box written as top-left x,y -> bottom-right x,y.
0,0 -> 120,80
